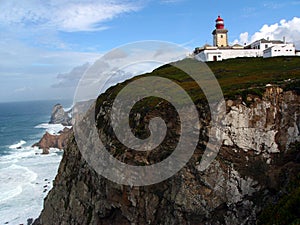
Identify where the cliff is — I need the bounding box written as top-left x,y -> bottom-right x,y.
33,127 -> 72,154
34,57 -> 300,225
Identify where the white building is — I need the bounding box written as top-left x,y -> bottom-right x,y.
195,47 -> 262,62
194,16 -> 298,62
249,38 -> 284,51
263,44 -> 296,58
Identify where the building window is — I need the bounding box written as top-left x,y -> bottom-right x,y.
218,55 -> 221,58
265,44 -> 268,48
258,45 -> 260,49
221,35 -> 223,38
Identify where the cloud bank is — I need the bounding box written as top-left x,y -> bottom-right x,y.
233,17 -> 300,48
52,62 -> 90,88
0,0 -> 141,32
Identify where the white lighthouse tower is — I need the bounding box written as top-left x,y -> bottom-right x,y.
212,15 -> 228,47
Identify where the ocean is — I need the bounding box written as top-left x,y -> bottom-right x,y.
0,100 -> 72,225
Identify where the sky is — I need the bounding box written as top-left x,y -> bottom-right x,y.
0,0 -> 300,102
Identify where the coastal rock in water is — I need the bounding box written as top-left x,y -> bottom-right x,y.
49,104 -> 71,126
33,127 -> 72,154
33,86 -> 300,225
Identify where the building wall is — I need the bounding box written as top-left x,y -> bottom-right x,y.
195,49 -> 262,62
221,49 -> 262,60
215,33 -> 228,47
263,49 -> 272,58
213,29 -> 228,47
207,51 -> 222,61
250,40 -> 275,51
263,44 -> 296,58
195,51 -> 222,62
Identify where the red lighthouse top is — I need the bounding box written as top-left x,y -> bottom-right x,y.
215,15 -> 225,29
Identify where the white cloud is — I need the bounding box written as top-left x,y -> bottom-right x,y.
0,0 -> 141,32
0,39 -> 101,102
233,17 -> 300,48
52,62 -> 90,88
13,86 -> 32,93
263,2 -> 285,9
0,1 -> 146,102
0,39 -> 100,76
262,1 -> 300,9
0,0 -> 142,102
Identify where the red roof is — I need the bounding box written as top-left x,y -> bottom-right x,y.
216,16 -> 224,22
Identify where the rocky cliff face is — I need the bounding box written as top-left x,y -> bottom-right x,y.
49,104 -> 72,126
34,86 -> 300,225
219,86 -> 300,157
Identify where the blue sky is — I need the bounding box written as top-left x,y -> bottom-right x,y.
0,0 -> 300,102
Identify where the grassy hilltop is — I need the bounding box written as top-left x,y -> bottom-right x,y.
119,56 -> 300,104
97,56 -> 300,111
207,56 -> 300,96
161,56 -> 300,99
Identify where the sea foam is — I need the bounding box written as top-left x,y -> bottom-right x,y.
9,140 -> 26,149
0,164 -> 37,203
34,123 -> 71,135
0,145 -> 62,224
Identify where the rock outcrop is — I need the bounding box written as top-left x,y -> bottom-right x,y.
49,104 -> 72,126
34,85 -> 300,225
218,86 -> 300,156
33,127 -> 72,154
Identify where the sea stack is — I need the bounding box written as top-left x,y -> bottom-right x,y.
49,104 -> 72,126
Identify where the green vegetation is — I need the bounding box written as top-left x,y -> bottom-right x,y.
258,175 -> 300,225
96,56 -> 300,111
207,56 -> 300,99
136,56 -> 300,103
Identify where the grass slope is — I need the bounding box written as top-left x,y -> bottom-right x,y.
97,56 -> 300,109
131,56 -> 300,104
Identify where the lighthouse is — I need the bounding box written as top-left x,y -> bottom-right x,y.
212,16 -> 228,47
